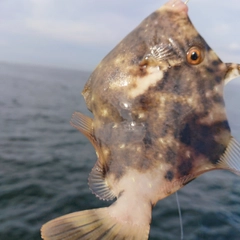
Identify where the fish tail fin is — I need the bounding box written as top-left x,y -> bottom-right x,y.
41,205 -> 150,240
218,137 -> 240,175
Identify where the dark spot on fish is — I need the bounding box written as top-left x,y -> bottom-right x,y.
187,125 -> 214,158
194,138 -> 209,155
206,67 -> 214,73
180,123 -> 191,145
220,120 -> 230,130
212,60 -> 220,66
208,143 -> 226,164
143,130 -> 152,147
165,170 -> 174,181
178,160 -> 193,177
139,95 -> 148,104
212,94 -> 224,104
215,76 -> 222,83
179,119 -> 230,164
139,94 -> 151,110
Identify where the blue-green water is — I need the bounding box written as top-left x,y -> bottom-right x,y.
0,62 -> 240,240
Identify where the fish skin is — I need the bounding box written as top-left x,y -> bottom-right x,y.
41,0 -> 240,239
82,0 -> 230,198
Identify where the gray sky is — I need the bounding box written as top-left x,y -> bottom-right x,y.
1,0 -> 240,71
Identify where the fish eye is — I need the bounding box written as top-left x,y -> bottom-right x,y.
186,46 -> 204,65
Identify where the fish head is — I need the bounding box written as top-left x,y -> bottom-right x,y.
83,0 -> 229,122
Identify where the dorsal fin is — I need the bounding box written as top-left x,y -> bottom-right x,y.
70,112 -> 116,201
217,136 -> 240,175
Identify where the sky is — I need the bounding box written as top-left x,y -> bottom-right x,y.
1,0 -> 240,71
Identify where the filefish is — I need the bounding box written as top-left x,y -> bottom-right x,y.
41,0 -> 240,239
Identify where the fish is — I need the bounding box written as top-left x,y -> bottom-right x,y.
41,0 -> 240,239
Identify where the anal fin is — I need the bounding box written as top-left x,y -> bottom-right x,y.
217,136 -> 240,175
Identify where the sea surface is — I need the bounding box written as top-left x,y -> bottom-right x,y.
0,62 -> 240,240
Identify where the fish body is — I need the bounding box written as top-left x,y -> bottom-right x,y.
41,0 -> 240,239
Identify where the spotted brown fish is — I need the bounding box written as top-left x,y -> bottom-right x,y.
41,0 -> 240,239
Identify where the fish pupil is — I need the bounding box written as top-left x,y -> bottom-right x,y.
191,51 -> 199,61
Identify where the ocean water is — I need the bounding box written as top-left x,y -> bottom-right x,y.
0,62 -> 240,240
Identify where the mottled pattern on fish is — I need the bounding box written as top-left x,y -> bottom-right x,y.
41,1 -> 240,239
82,1 -> 231,197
